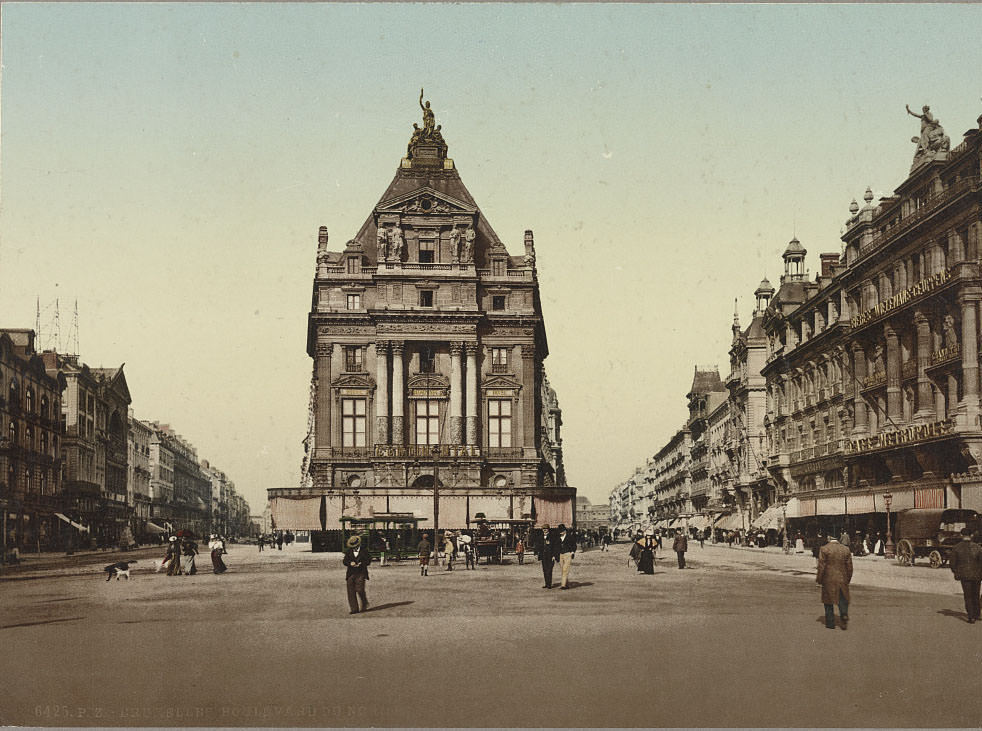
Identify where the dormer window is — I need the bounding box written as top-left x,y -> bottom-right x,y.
346,256 -> 360,274
492,259 -> 505,276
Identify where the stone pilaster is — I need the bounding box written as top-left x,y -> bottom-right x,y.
914,311 -> 935,421
375,341 -> 390,444
885,324 -> 902,423
465,344 -> 478,445
315,343 -> 333,456
960,294 -> 981,425
851,343 -> 868,435
391,342 -> 405,445
449,342 -> 464,445
521,344 -> 536,449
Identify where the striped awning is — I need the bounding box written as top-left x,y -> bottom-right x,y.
914,487 -> 945,509
846,493 -> 875,514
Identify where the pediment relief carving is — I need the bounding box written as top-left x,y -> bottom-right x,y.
408,373 -> 449,390
376,187 -> 477,217
332,374 -> 376,389
481,374 -> 522,391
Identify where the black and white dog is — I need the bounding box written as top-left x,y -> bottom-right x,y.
103,561 -> 135,581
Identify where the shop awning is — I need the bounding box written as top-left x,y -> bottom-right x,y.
751,505 -> 782,530
146,521 -> 168,534
688,515 -> 712,530
715,512 -> 747,531
54,512 -> 89,532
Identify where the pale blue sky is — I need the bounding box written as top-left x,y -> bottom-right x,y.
2,3 -> 981,511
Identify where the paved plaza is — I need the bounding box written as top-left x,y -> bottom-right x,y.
1,542 -> 980,728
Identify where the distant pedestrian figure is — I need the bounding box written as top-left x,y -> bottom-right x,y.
638,532 -> 655,575
180,537 -> 198,575
557,524 -> 576,589
417,533 -> 432,576
536,524 -> 559,589
948,527 -> 982,623
515,538 -> 525,565
601,533 -> 611,552
257,535 -> 265,552
342,535 -> 371,614
795,532 -> 805,554
443,533 -> 455,571
816,534 -> 852,629
165,536 -> 182,576
209,534 -> 227,574
629,533 -> 643,567
874,532 -> 885,556
673,529 -> 688,569
461,535 -> 476,569
276,533 -> 284,551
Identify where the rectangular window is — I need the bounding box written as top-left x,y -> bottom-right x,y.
492,347 -> 509,373
419,290 -> 434,307
346,257 -> 359,274
488,399 -> 512,448
341,398 -> 367,447
419,239 -> 435,264
344,346 -> 363,372
419,346 -> 436,374
492,295 -> 506,311
415,400 -> 440,445
492,260 -> 505,276
346,294 -> 361,310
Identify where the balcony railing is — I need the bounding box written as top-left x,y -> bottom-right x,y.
491,363 -> 509,374
931,343 -> 960,366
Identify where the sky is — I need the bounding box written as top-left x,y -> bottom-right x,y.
1,3 -> 981,513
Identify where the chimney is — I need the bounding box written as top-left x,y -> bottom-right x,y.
820,253 -> 839,278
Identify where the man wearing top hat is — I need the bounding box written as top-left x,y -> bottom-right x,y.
535,524 -> 560,589
342,535 -> 372,614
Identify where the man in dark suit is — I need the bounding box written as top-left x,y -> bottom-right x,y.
342,535 -> 372,614
536,524 -> 559,589
816,533 -> 853,629
949,527 -> 982,623
672,529 -> 688,569
557,524 -> 577,589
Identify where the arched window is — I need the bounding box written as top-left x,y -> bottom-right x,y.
25,425 -> 34,450
9,380 -> 18,406
40,395 -> 49,420
25,388 -> 34,413
41,431 -> 49,455
8,421 -> 16,445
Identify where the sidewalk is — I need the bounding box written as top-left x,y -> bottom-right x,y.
0,544 -> 169,580
694,540 -> 963,596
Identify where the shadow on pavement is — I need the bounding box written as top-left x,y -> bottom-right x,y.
363,601 -> 414,613
1,616 -> 85,630
937,608 -> 971,623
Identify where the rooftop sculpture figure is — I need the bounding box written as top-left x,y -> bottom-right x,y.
906,103 -> 950,161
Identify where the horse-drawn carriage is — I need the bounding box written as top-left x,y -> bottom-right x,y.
894,508 -> 979,568
470,516 -> 533,564
339,513 -> 428,561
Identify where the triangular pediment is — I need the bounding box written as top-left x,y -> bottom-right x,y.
407,373 -> 449,390
376,186 -> 477,216
331,374 -> 375,389
481,375 -> 522,391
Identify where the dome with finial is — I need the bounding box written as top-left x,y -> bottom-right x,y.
754,277 -> 775,296
849,199 -> 859,215
863,186 -> 874,204
783,236 -> 807,257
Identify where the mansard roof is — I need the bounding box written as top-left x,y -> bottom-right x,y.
688,366 -> 724,396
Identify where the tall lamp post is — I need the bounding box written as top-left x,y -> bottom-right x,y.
780,496 -> 789,551
883,492 -> 894,559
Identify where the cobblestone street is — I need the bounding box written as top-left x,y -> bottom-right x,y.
2,542 -> 980,727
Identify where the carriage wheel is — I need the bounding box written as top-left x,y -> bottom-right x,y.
929,550 -> 943,569
896,539 -> 913,566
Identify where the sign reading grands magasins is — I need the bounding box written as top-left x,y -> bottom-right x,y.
845,419 -> 953,454
850,268 -> 953,329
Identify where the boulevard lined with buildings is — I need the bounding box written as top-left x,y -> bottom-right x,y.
0,330 -> 253,553
612,105 -> 982,544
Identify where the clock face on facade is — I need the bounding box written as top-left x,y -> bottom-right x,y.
419,197 -> 433,212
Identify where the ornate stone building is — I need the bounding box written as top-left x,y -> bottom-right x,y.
270,95 -> 573,538
763,107 -> 982,537
0,330 -> 65,551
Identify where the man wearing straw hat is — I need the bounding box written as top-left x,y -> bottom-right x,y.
342,534 -> 372,614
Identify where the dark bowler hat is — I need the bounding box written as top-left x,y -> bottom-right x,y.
346,535 -> 361,548
558,524 -> 567,532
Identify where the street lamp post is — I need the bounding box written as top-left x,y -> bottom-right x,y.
883,492 -> 894,559
780,497 -> 789,552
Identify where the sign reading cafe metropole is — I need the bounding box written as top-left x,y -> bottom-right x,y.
845,419 -> 953,454
850,268 -> 954,329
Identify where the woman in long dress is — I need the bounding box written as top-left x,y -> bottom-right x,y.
180,537 -> 198,575
637,535 -> 656,575
209,534 -> 227,574
165,536 -> 182,576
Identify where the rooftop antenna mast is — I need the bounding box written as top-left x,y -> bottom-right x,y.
35,297 -> 62,352
66,300 -> 80,357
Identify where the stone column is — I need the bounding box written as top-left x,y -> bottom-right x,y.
851,343 -> 868,435
465,344 -> 478,445
960,295 -> 981,418
885,324 -> 902,423
934,323 -> 947,416
449,342 -> 464,445
391,342 -> 405,445
375,341 -> 389,444
315,344 -> 333,455
521,345 -> 536,449
914,312 -> 935,421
